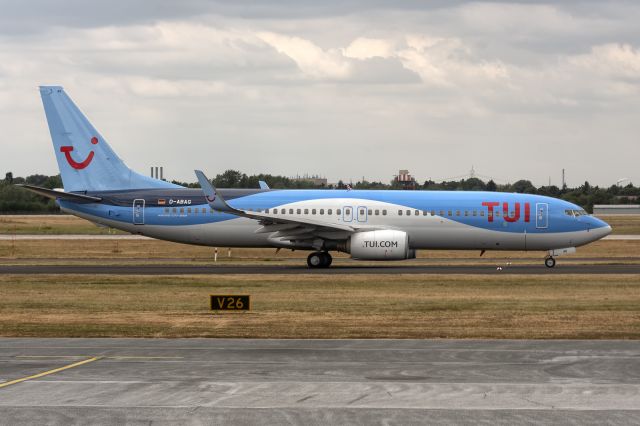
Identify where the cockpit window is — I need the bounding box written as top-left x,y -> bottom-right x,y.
565,209 -> 589,217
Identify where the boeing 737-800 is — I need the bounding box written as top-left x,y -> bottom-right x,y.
19,86 -> 612,268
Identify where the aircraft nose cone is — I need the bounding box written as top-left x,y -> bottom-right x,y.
589,224 -> 612,242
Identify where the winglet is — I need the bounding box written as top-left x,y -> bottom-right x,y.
195,170 -> 239,214
258,180 -> 270,190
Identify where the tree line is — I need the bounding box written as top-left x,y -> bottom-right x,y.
2,170 -> 638,214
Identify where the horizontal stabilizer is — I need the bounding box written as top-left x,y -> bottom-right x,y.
16,184 -> 102,202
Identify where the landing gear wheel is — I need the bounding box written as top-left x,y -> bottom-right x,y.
307,252 -> 323,268
322,252 -> 332,267
545,257 -> 556,268
307,252 -> 332,268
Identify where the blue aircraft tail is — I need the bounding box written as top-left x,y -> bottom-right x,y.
39,86 -> 181,192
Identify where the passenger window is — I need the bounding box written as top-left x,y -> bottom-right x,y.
265,209 -> 269,214
382,210 -> 387,216
456,210 -> 460,216
464,211 -> 468,216
472,210 -> 477,216
360,208 -> 365,216
304,208 -> 309,214
180,208 -> 184,214
289,208 -> 294,214
431,210 -> 435,216
368,209 -> 372,215
337,209 -> 341,215
164,207 -> 169,214
328,209 -> 332,215
375,209 -> 379,216
448,210 -> 452,216
415,210 -> 420,216
172,207 -> 177,215
187,208 -> 192,214
297,208 -> 301,214
281,208 -> 286,214
312,209 -> 317,215
495,211 -> 501,217
406,210 -> 411,216
320,209 -> 324,215
398,210 -> 403,216
422,211 -> 427,216
480,210 -> 484,217
345,209 -> 350,215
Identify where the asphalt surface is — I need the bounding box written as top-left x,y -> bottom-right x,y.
0,339 -> 638,425
1,263 -> 639,275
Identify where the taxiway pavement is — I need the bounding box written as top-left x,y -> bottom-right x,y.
0,339 -> 638,425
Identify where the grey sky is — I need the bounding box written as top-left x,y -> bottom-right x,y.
1,1 -> 639,187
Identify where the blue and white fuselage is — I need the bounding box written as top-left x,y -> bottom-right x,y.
60,188 -> 609,252
23,86 -> 611,268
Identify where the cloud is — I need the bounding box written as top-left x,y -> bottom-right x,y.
0,1 -> 639,186
343,37 -> 395,60
257,32 -> 352,79
568,43 -> 640,79
397,35 -> 509,87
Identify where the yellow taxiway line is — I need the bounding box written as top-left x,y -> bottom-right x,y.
0,356 -> 101,389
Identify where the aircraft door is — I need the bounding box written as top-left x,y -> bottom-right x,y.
133,199 -> 145,225
343,206 -> 353,222
357,206 -> 368,223
535,203 -> 548,229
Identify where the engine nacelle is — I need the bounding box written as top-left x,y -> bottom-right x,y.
348,230 -> 415,260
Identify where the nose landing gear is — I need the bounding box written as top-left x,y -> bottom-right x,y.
307,251 -> 333,268
544,256 -> 556,268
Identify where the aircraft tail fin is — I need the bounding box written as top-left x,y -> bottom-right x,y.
39,86 -> 181,192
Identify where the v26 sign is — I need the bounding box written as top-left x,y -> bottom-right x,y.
210,295 -> 251,311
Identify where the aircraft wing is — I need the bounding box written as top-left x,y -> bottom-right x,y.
195,170 -> 371,248
16,184 -> 102,202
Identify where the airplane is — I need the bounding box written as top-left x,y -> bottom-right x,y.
18,86 -> 612,268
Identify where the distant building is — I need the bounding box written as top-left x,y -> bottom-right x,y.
593,205 -> 640,215
293,174 -> 327,187
394,169 -> 417,190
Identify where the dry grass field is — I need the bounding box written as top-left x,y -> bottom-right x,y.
600,215 -> 640,234
0,215 -> 125,235
1,214 -> 638,339
0,274 -> 639,339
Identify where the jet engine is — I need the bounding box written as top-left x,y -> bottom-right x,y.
347,230 -> 416,260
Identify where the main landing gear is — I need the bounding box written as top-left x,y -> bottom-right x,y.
307,251 -> 332,268
544,256 -> 556,268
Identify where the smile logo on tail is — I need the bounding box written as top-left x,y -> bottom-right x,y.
206,194 -> 216,202
60,137 -> 98,170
